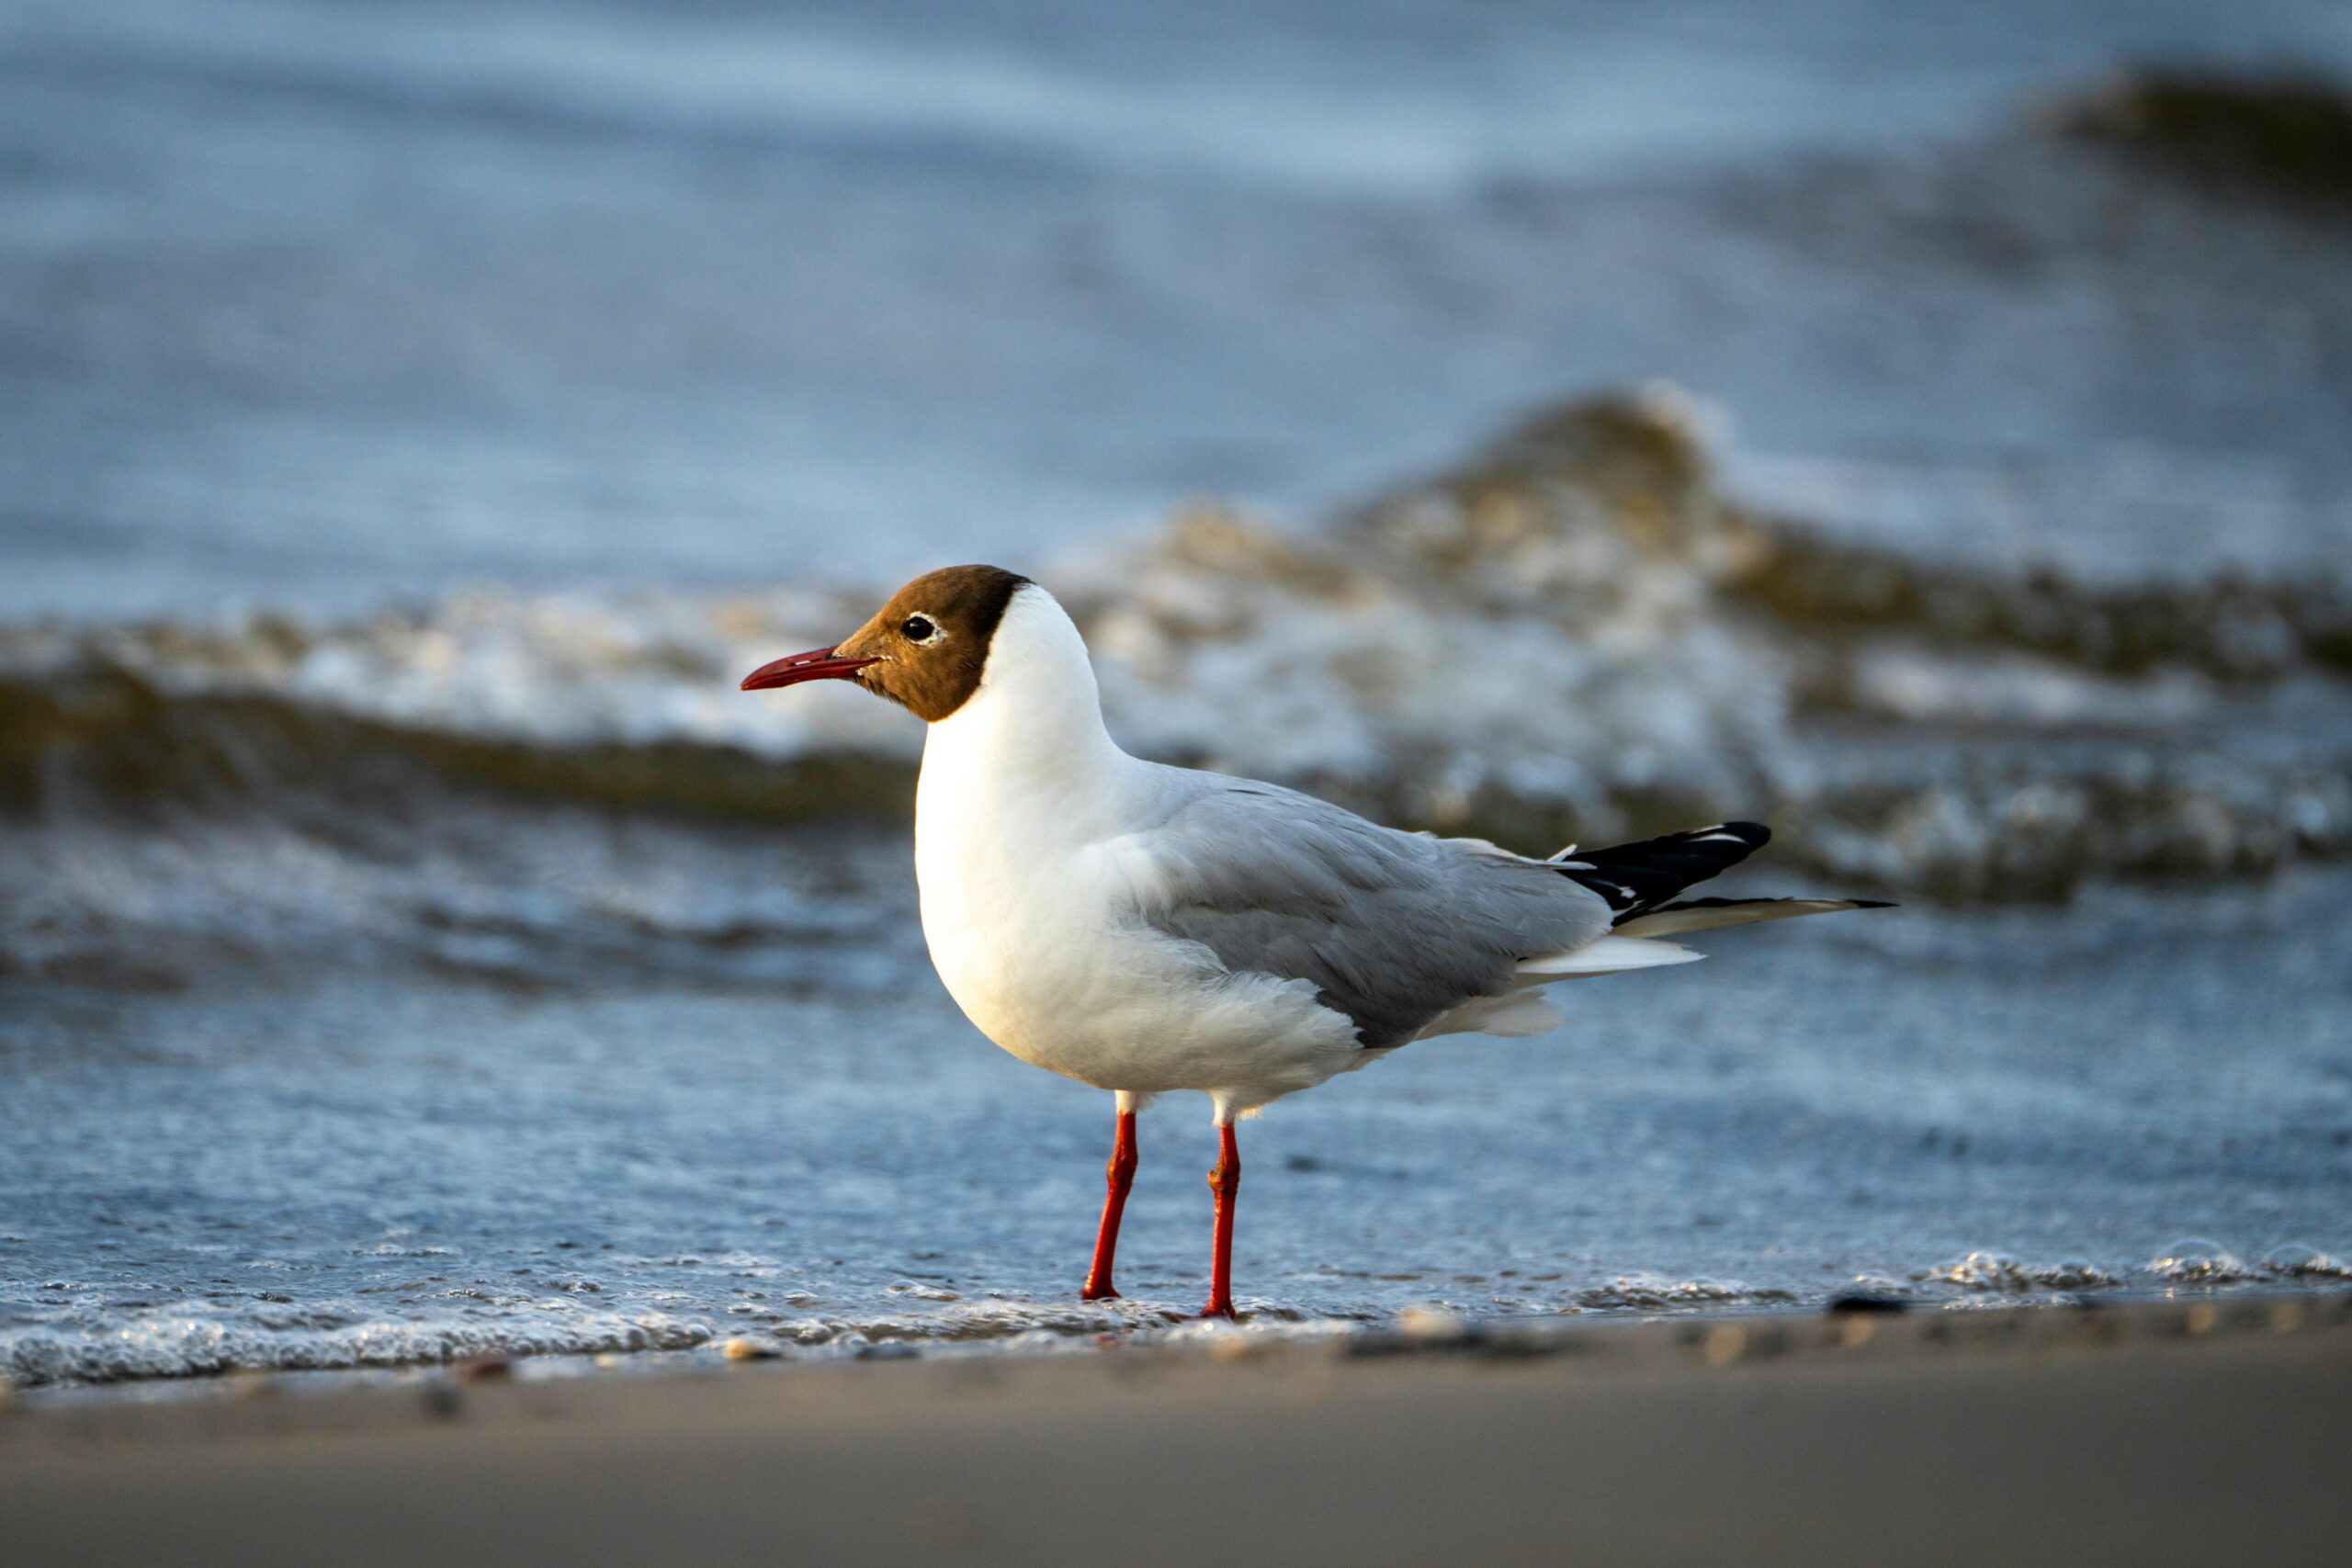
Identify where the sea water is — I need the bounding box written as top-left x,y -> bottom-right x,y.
4,0 -> 2350,1384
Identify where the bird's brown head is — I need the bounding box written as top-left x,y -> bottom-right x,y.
739,564 -> 1032,723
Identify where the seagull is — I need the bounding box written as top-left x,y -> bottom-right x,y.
741,566 -> 1889,1318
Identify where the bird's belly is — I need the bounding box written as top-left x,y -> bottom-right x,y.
922,914 -> 1167,1088
917,855 -> 1360,1101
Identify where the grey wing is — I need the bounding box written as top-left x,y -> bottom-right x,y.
1131,776 -> 1613,1049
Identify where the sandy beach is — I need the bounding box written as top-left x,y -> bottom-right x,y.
6,1296 -> 2347,1566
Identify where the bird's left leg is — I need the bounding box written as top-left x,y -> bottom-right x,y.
1080,1093 -> 1140,1301
1203,1119 -> 1240,1319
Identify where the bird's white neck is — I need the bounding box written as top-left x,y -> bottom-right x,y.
918,584 -> 1131,829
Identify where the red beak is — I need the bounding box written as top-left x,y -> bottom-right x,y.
739,645 -> 882,692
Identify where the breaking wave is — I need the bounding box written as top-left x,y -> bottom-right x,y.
1573,1274 -> 1795,1310
6,389 -> 2350,983
1917,1253 -> 2124,1292
0,1311 -> 718,1389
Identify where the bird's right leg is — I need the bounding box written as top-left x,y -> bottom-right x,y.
1080,1095 -> 1140,1301
1202,1119 -> 1240,1320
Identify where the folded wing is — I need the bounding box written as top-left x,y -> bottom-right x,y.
1125,777 -> 1614,1050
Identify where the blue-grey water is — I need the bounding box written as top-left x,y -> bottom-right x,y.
6,835 -> 2348,1384
4,0 -> 2352,1383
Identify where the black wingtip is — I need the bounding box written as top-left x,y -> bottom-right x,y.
1557,820 -> 1778,921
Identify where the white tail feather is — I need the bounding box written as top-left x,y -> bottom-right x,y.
1513,934 -> 1703,981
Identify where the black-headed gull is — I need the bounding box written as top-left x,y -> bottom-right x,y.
742,566 -> 1888,1318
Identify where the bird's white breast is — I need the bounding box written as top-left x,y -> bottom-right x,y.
915,739 -> 1136,1080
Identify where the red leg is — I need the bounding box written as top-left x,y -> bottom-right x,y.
1080,1106 -> 1138,1301
1203,1122 -> 1239,1319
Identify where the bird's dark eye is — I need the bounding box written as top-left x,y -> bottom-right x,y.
900,615 -> 936,644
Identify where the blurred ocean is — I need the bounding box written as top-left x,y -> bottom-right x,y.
4,0 -> 2350,1385
9,0 -> 2352,614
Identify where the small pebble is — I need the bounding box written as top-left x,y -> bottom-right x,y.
1397,1306 -> 1470,1342
722,1337 -> 780,1361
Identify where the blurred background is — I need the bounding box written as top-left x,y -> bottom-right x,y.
5,0 -> 2350,1386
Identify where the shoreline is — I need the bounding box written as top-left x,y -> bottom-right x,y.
7,1294 -> 2348,1565
9,1278 -> 2346,1402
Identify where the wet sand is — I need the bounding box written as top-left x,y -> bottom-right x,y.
5,1297 -> 2347,1566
